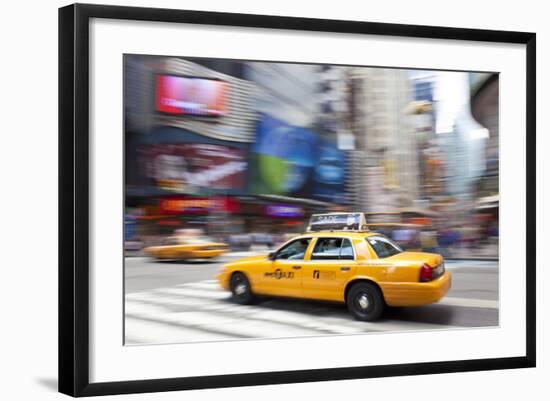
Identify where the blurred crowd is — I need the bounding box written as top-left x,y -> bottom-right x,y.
126,211 -> 498,259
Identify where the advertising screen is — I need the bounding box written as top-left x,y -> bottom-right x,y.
158,197 -> 240,215
312,140 -> 348,204
142,143 -> 246,193
308,213 -> 364,232
264,204 -> 304,218
155,74 -> 228,117
251,114 -> 319,198
251,114 -> 349,203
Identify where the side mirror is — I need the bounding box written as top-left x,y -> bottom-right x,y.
268,251 -> 276,260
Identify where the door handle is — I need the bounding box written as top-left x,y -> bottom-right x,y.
340,266 -> 351,272
292,265 -> 302,270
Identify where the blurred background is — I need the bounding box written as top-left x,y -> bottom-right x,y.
124,55 -> 499,259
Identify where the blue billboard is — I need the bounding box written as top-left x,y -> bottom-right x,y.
251,114 -> 348,204
251,114 -> 318,198
312,140 -> 348,204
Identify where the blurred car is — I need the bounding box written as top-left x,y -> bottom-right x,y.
228,233 -> 252,251
217,212 -> 451,321
124,239 -> 144,252
144,235 -> 228,260
250,232 -> 275,249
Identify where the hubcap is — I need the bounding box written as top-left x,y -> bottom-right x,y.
235,283 -> 247,295
358,293 -> 370,310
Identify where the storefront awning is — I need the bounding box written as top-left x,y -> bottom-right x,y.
478,195 -> 499,204
398,207 -> 440,217
476,195 -> 499,210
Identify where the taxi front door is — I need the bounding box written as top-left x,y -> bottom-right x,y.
301,237 -> 357,302
260,238 -> 311,298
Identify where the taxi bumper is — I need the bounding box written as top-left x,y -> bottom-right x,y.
217,269 -> 230,291
381,270 -> 452,307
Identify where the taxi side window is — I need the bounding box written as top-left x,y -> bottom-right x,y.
366,236 -> 402,258
311,238 -> 355,260
162,237 -> 179,246
276,238 -> 311,260
340,239 -> 354,260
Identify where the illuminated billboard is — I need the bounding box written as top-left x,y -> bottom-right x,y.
312,140 -> 348,204
250,114 -> 349,204
250,114 -> 318,198
155,74 -> 228,117
142,143 -> 246,193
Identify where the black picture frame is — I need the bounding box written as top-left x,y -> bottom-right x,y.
59,3 -> 536,397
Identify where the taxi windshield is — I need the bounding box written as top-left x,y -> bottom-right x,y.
183,236 -> 215,244
366,236 -> 403,258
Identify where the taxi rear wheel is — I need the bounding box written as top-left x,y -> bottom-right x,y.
230,272 -> 254,305
346,282 -> 384,321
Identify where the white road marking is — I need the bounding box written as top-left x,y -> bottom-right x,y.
436,297 -> 498,309
152,287 -> 228,300
176,281 -> 221,290
444,260 -> 498,269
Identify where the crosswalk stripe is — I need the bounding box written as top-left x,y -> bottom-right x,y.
125,316 -> 235,345
152,287 -> 228,300
125,279 -> 469,345
176,281 -> 223,291
125,296 -> 455,342
126,292 -> 368,335
171,281 -> 498,310
126,302 -> 335,340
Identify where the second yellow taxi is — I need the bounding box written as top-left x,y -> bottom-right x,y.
145,229 -> 228,261
217,213 -> 451,321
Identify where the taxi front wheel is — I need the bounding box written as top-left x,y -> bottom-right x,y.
230,272 -> 254,305
346,282 -> 384,321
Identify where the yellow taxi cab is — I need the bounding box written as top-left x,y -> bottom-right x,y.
144,231 -> 228,261
217,213 -> 451,321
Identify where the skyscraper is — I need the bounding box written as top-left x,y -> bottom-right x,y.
350,68 -> 419,212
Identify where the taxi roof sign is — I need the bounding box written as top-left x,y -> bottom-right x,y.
307,212 -> 369,232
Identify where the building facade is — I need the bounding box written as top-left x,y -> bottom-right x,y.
349,67 -> 419,213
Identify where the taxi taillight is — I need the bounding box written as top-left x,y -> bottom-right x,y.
419,263 -> 433,282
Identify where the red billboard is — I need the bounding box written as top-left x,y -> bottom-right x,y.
142,143 -> 246,192
155,75 -> 228,117
159,197 -> 240,215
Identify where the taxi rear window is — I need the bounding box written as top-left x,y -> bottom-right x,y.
366,236 -> 402,258
311,238 -> 354,260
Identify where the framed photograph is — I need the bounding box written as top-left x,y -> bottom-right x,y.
58,3 -> 536,397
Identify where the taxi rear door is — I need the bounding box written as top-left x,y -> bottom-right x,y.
301,237 -> 357,302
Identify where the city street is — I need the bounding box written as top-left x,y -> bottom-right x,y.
124,254 -> 499,345
122,56 -> 501,347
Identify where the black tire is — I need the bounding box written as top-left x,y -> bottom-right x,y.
229,272 -> 254,305
346,282 -> 384,321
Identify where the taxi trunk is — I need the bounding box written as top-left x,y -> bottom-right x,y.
387,251 -> 443,268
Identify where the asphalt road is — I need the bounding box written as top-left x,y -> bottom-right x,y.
124,255 -> 499,345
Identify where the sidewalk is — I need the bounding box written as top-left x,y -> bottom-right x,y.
126,244 -> 498,260
125,245 -> 274,259
444,243 -> 498,261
